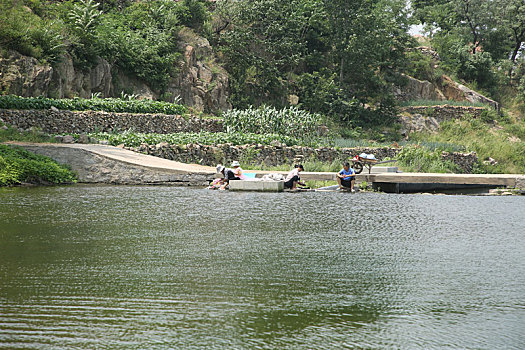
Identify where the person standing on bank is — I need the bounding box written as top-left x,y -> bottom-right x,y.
337,162 -> 355,192
284,164 -> 306,190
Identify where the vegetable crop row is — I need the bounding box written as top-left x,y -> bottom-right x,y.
0,95 -> 187,115
87,131 -> 311,147
222,105 -> 323,140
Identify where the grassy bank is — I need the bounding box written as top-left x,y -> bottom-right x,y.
0,125 -> 55,144
409,114 -> 525,174
0,145 -> 76,186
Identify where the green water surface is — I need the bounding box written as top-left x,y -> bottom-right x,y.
1,186 -> 524,349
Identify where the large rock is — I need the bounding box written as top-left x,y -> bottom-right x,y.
0,50 -> 53,96
394,74 -> 499,110
166,28 -> 230,112
49,53 -> 112,98
394,74 -> 446,101
440,76 -> 499,110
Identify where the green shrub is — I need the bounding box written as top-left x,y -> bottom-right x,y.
450,44 -> 496,90
404,50 -> 436,82
0,95 -> 187,115
95,1 -> 183,89
0,145 -> 77,186
0,0 -> 51,58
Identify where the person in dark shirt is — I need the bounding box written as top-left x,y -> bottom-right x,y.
216,164 -> 240,190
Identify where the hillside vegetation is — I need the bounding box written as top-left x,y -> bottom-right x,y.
1,0 -> 525,174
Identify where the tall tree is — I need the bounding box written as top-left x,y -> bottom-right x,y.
497,0 -> 525,64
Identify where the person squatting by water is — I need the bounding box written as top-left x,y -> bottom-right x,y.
337,162 -> 355,192
284,164 -> 306,190
215,163 -> 240,190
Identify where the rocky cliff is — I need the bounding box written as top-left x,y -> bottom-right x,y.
394,47 -> 499,110
0,29 -> 230,112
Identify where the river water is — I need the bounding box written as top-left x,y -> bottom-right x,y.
0,186 -> 524,349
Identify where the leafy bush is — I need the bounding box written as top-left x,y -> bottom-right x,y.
0,95 -> 187,115
222,105 -> 323,142
95,1 -> 183,89
404,50 -> 437,82
0,145 -> 76,186
87,130 -> 308,147
451,45 -> 496,90
174,0 -> 209,31
0,0 -> 67,61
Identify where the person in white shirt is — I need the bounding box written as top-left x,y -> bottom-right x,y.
231,161 -> 247,180
284,164 -> 305,189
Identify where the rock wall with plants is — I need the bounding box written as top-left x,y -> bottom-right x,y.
127,142 -> 478,173
0,109 -> 223,134
399,105 -> 485,134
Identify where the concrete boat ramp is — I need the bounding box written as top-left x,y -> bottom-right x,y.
6,142 -> 525,192
8,142 -> 216,186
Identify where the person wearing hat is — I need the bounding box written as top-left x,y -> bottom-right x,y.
337,162 -> 355,192
216,163 -> 240,190
231,160 -> 247,180
284,164 -> 306,190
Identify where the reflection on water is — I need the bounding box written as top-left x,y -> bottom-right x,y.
1,186 -> 524,349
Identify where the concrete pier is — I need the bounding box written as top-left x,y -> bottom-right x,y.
229,180 -> 284,192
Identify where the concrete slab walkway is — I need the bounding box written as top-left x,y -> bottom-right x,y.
7,142 -> 215,174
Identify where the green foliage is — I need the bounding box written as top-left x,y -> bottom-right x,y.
0,0 -> 67,61
222,106 -> 323,142
175,0 -> 209,31
88,130 -> 308,147
68,0 -> 102,38
404,50 -> 438,82
453,46 -> 496,90
0,145 -> 76,186
396,145 -> 460,173
218,0 -> 411,127
0,95 -> 187,115
0,0 -> 209,89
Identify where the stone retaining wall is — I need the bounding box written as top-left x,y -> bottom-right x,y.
399,105 -> 485,134
128,143 -> 478,174
0,109 -> 224,134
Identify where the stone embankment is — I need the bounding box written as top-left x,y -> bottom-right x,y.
0,109 -> 223,134
1,105 -> 489,137
128,142 -> 478,174
399,105 -> 485,134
